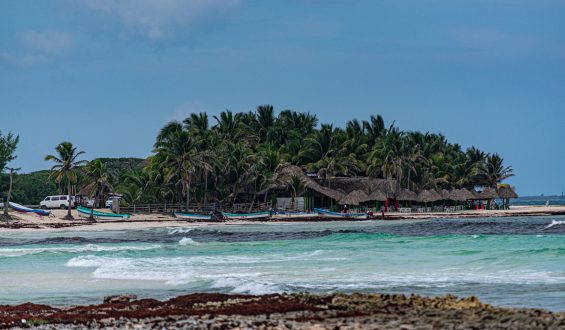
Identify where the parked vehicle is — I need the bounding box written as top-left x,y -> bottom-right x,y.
39,195 -> 76,209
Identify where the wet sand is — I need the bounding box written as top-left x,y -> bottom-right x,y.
1,292 -> 563,329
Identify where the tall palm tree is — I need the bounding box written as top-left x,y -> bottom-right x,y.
155,130 -> 202,211
45,142 -> 87,219
83,159 -> 112,221
3,167 -> 20,217
479,153 -> 514,187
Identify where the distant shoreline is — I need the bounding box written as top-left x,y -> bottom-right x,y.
1,205 -> 564,232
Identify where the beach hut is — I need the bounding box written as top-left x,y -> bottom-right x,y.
439,189 -> 451,201
418,190 -> 440,203
394,189 -> 418,210
339,190 -> 371,206
497,185 -> 518,210
475,187 -> 498,209
368,190 -> 388,212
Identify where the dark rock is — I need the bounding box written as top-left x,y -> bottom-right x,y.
103,294 -> 138,304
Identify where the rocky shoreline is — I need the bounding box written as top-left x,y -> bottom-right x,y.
2,293 -> 563,329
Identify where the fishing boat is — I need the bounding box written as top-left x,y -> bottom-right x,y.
271,211 -> 319,220
314,208 -> 368,220
222,211 -> 271,220
77,205 -> 131,220
9,202 -> 50,216
174,212 -> 212,221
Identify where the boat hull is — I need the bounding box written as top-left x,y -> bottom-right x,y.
271,212 -> 319,219
9,202 -> 50,216
222,211 -> 271,220
314,208 -> 368,220
174,212 -> 212,221
77,206 -> 130,220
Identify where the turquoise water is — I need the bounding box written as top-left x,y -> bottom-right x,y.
0,217 -> 563,310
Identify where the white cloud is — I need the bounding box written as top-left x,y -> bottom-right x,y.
167,101 -> 208,122
78,0 -> 239,40
0,52 -> 50,67
18,31 -> 72,54
1,31 -> 72,67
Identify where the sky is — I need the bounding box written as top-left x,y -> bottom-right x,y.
1,0 -> 564,196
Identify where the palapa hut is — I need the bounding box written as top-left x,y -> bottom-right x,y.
418,190 -> 440,203
477,187 -> 498,200
368,190 -> 387,201
263,165 -> 397,211
475,187 -> 498,209
497,185 -> 518,209
439,189 -> 451,201
339,190 -> 371,206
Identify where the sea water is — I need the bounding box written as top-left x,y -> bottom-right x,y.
0,216 -> 563,310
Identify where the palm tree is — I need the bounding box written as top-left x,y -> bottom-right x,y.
83,159 -> 112,221
3,167 -> 20,217
155,130 -> 203,211
479,153 -> 514,187
45,142 -> 87,219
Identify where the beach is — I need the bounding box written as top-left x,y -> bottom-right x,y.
1,205 -> 564,232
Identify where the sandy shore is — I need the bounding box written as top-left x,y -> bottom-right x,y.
0,205 -> 564,233
1,292 -> 563,329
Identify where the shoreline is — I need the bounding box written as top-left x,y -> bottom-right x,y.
1,292 -> 563,329
1,205 -> 564,232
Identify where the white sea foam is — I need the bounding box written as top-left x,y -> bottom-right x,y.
543,220 -> 565,230
0,244 -> 161,257
179,237 -> 200,246
168,227 -> 194,235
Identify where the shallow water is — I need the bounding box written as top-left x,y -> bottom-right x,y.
0,216 -> 563,310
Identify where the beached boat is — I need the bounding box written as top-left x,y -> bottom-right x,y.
9,202 -> 50,216
77,205 -> 131,220
222,211 -> 271,220
174,212 -> 212,221
314,208 -> 368,220
271,211 -> 319,220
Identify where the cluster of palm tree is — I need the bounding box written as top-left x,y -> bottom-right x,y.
117,105 -> 514,207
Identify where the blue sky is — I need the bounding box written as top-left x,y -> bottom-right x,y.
1,0 -> 564,196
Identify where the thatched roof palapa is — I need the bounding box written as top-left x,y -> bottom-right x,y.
418,190 -> 440,203
396,189 -> 418,201
339,190 -> 371,206
264,165 -> 345,201
439,189 -> 451,200
317,177 -> 398,198
368,190 -> 388,201
451,188 -> 475,201
477,187 -> 498,200
497,185 -> 518,199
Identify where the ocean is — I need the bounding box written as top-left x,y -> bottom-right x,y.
0,216 -> 563,311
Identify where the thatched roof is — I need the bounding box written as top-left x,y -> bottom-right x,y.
497,185 -> 518,199
265,165 -> 345,201
339,190 -> 371,205
397,189 -> 418,201
418,190 -> 441,202
477,187 -> 498,200
439,189 -> 451,200
368,190 -> 388,201
451,188 -> 475,201
317,177 -> 398,198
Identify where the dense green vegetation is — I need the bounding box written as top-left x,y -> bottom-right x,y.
1,158 -> 144,205
2,106 -> 514,207
118,106 -> 514,207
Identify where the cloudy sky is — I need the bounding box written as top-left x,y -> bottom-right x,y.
1,0 -> 564,196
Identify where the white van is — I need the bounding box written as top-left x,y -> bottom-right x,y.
40,195 -> 76,209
